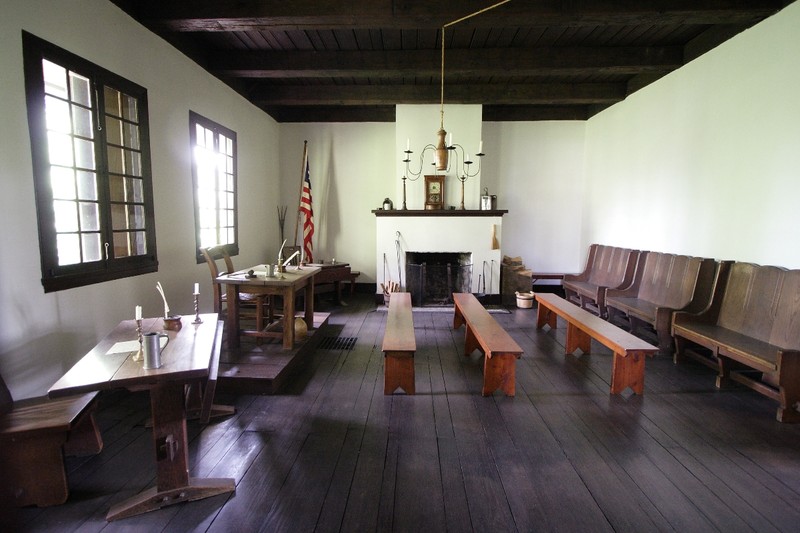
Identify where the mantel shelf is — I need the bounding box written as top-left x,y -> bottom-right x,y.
372,209 -> 507,217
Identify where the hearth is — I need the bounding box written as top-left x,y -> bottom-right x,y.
406,252 -> 472,306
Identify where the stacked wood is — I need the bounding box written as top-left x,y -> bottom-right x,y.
501,255 -> 533,305
380,280 -> 401,305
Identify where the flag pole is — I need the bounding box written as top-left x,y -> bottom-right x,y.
293,140 -> 308,247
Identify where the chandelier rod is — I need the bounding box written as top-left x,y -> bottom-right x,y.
439,0 -> 513,131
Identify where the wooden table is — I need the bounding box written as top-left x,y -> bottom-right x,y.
216,265 -> 320,349
308,262 -> 351,304
48,314 -> 234,521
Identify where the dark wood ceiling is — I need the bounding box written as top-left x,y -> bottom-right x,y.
109,0 -> 792,122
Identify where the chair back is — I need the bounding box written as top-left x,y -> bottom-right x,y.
0,372 -> 13,416
201,246 -> 235,314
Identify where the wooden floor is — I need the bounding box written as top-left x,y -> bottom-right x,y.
11,294 -> 800,532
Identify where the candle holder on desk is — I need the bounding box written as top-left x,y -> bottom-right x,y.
133,319 -> 143,362
192,293 -> 203,324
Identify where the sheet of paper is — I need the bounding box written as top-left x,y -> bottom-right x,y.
106,340 -> 139,355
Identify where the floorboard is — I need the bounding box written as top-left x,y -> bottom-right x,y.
11,295 -> 800,532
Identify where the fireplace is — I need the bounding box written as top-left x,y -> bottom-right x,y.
375,210 -> 506,302
406,252 -> 472,306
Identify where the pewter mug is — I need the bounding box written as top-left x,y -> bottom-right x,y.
143,332 -> 169,369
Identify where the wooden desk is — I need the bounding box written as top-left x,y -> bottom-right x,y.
48,315 -> 233,521
217,265 -> 320,349
308,262 -> 351,304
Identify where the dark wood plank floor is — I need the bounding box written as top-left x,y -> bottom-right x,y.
10,294 -> 800,532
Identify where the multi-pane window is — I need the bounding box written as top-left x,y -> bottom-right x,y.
23,32 -> 157,292
190,112 -> 238,261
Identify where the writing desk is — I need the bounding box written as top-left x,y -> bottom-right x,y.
48,315 -> 234,521
216,264 -> 319,349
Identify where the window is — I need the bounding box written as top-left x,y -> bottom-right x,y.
190,111 -> 238,262
23,32 -> 157,292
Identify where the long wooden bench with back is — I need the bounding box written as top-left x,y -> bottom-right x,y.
0,373 -> 103,508
453,293 -> 523,396
562,244 -> 642,318
605,252 -> 721,354
672,262 -> 800,422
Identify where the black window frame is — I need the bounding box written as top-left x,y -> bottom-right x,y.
23,31 -> 158,292
189,111 -> 239,264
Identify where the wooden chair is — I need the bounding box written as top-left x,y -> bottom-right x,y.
201,246 -> 273,335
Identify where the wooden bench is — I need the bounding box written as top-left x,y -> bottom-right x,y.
672,262 -> 800,422
452,293 -> 523,396
382,292 -> 416,394
605,253 -> 720,354
562,244 -> 642,318
0,373 -> 103,508
536,293 -> 658,395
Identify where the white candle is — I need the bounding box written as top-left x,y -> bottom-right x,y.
406,138 -> 410,150
479,140 -> 483,153
135,305 -> 142,320
447,133 -> 452,146
194,282 -> 199,295
466,151 -> 471,162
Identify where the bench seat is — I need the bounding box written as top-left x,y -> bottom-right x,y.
453,293 -> 523,396
382,292 -> 416,394
672,262 -> 800,422
1,374 -> 103,508
605,253 -> 719,354
536,293 -> 658,395
562,244 -> 641,318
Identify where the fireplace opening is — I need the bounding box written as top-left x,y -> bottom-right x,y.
405,252 -> 472,306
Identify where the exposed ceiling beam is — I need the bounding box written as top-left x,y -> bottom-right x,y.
250,82 -> 626,106
120,0 -> 784,31
209,46 -> 683,79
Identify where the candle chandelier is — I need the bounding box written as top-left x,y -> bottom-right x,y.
401,0 -> 511,210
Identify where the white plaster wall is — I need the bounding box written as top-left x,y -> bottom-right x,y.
482,121 -> 587,275
582,2 -> 800,267
1,0 -> 279,398
277,123 -> 395,283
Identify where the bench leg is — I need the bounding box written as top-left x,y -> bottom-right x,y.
63,408 -> 103,456
777,353 -> 800,423
384,352 -> 415,395
611,350 -> 647,395
0,432 -> 70,507
483,353 -> 517,397
536,304 -> 557,330
453,307 -> 465,330
565,322 -> 591,354
464,325 -> 481,356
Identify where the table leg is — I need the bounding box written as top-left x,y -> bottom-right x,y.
283,286 -> 295,349
226,284 -> 240,349
106,383 -> 234,520
304,277 -> 315,330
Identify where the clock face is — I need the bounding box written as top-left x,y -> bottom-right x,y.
424,175 -> 444,209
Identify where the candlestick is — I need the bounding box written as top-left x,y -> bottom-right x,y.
133,318 -> 143,362
192,293 -> 202,324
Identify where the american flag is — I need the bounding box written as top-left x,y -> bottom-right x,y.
299,159 -> 314,263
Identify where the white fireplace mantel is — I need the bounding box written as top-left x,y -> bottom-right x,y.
375,210 -> 506,296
